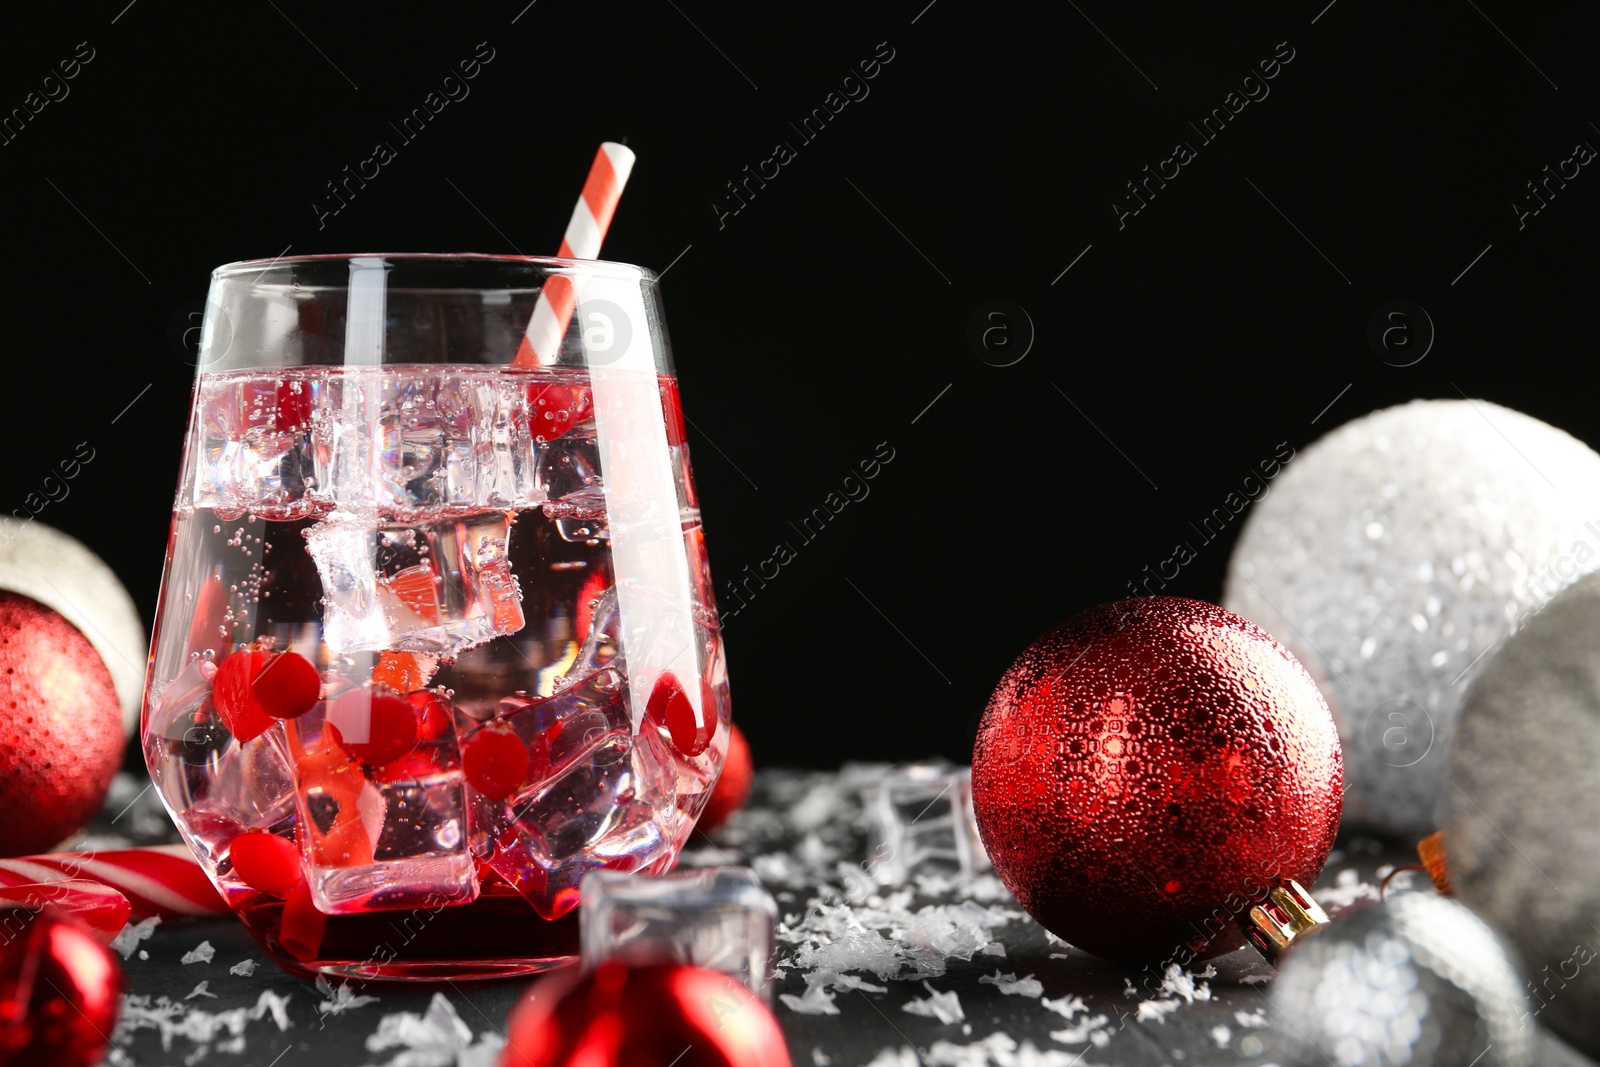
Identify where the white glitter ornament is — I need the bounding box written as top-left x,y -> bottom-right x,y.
1223,399 -> 1600,837
0,518 -> 146,736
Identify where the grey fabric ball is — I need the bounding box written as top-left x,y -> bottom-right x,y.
1224,399 -> 1600,837
1448,570 -> 1600,1056
1271,891 -> 1535,1067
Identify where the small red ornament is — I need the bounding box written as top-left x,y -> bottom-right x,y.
326,689 -> 418,767
0,905 -> 122,1067
0,593 -> 125,856
500,961 -> 792,1067
971,596 -> 1342,964
698,722 -> 753,834
647,673 -> 714,757
463,726 -> 530,800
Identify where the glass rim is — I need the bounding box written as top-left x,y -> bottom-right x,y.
212,252 -> 659,287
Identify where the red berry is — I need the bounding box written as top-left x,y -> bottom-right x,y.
279,881 -> 327,962
648,673 -> 715,757
252,651 -> 321,720
463,726 -> 530,801
228,830 -> 303,897
658,376 -> 687,449
211,650 -> 276,742
326,690 -> 419,767
410,691 -> 454,742
527,381 -> 593,443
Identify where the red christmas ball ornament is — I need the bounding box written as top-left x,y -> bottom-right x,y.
500,961 -> 791,1067
0,593 -> 125,857
698,722 -> 753,834
0,905 -> 122,1067
971,596 -> 1342,964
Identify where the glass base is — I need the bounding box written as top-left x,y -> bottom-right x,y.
233,878 -> 582,982
305,956 -> 575,982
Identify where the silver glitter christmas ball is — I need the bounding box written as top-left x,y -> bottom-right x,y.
1447,569 -> 1600,1057
1223,399 -> 1600,837
1271,891 -> 1535,1067
0,519 -> 146,735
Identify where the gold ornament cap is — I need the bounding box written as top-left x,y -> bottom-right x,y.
1415,830 -> 1453,895
1239,879 -> 1329,963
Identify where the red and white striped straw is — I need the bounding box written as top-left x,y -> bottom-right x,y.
513,141 -> 637,366
0,845 -> 228,920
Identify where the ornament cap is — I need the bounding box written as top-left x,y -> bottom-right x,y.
1415,830 -> 1453,895
1241,879 -> 1329,963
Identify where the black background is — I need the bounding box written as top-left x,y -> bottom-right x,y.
3,1 -> 1598,769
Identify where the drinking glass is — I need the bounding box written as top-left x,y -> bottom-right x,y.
142,254 -> 730,979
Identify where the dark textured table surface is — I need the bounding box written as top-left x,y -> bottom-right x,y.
81,769 -> 1597,1067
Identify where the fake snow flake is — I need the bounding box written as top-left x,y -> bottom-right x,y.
1235,1007 -> 1269,1028
181,940 -> 216,964
115,989 -> 292,1052
925,1032 -> 1085,1066
1039,994 -> 1086,1020
862,1049 -> 918,1067
902,981 -> 964,1024
229,959 -> 258,977
1212,1025 -> 1232,1047
362,992 -> 503,1067
1312,868 -> 1380,911
977,972 -> 1043,997
1049,1013 -> 1111,1047
185,981 -> 217,1000
778,981 -> 840,1016
110,915 -> 160,959
316,975 -> 381,1017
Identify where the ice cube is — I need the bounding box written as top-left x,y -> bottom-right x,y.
191,377 -> 314,517
862,764 -> 990,884
580,866 -> 777,1002
289,695 -> 478,914
463,669 -> 677,919
376,378 -> 446,510
147,658 -> 299,866
564,586 -> 621,684
560,587 -> 725,811
540,430 -> 606,520
306,512 -> 525,657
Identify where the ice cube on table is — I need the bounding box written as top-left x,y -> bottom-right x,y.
862,764 -> 990,885
306,512 -> 525,657
289,699 -> 478,914
463,669 -> 677,919
580,866 -> 777,1002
